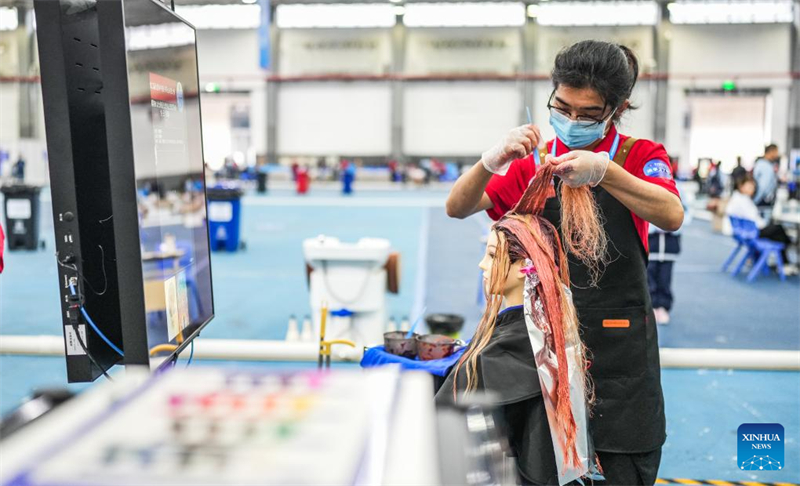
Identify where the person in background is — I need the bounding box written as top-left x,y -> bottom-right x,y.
256,160 -> 269,194
706,161 -> 724,200
342,160 -> 356,195
11,157 -> 25,182
726,174 -> 797,275
731,156 -> 747,191
295,164 -> 310,195
648,226 -> 678,325
753,144 -> 780,210
706,161 -> 727,233
0,222 -> 5,273
388,159 -> 399,182
648,164 -> 691,325
316,157 -> 328,181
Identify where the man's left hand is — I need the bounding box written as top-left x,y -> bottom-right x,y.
547,150 -> 611,188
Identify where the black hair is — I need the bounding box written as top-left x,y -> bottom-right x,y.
551,40 -> 639,124
734,173 -> 755,191
765,144 -> 778,153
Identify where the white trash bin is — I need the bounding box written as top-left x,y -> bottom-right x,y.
303,236 -> 394,348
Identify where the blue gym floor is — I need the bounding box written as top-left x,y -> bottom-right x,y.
1,186 -> 799,482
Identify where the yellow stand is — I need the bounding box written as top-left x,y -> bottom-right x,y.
318,301 -> 355,369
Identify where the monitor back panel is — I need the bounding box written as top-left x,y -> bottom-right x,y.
34,0 -> 124,382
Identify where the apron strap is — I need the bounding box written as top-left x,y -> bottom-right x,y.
612,137 -> 637,167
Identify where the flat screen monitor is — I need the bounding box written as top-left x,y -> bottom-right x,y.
127,0 -> 213,355
35,0 -> 214,381
99,0 -> 214,367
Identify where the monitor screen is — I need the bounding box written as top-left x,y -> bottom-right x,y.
122,0 -> 213,358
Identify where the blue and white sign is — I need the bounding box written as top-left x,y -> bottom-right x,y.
738,423 -> 784,471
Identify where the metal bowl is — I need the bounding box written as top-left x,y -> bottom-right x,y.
384,331 -> 418,359
416,334 -> 458,361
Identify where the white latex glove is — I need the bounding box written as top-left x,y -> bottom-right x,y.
548,150 -> 610,188
481,124 -> 543,176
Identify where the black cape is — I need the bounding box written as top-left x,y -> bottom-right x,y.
435,306 -> 559,485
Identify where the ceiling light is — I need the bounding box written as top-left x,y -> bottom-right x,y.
403,2 -> 525,27
175,4 -> 261,29
276,3 -> 396,28
536,1 -> 659,26
667,0 -> 794,24
0,7 -> 18,31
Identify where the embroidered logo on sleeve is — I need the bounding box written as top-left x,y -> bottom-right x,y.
643,159 -> 673,179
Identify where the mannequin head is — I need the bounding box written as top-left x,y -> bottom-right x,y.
479,229 -> 526,303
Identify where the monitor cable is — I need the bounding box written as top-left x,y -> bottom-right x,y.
67,284 -> 115,381
56,249 -> 107,296
68,284 -> 124,357
186,340 -> 194,368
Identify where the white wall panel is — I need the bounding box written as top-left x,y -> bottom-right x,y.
405,28 -> 522,75
279,29 -> 392,76
403,83 -> 521,157
277,83 -> 392,156
668,24 -> 791,75
195,29 -> 261,80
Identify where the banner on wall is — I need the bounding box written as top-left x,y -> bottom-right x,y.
405,28 -> 522,75
278,30 -> 392,76
259,0 -> 270,70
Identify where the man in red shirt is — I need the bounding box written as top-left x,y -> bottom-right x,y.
483,123 -> 679,253
445,41 -> 683,485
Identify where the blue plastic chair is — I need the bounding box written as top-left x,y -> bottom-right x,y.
728,217 -> 786,282
721,216 -> 748,272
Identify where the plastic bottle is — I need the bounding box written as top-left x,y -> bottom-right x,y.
300,315 -> 314,342
385,316 -> 397,333
285,315 -> 299,342
399,316 -> 410,332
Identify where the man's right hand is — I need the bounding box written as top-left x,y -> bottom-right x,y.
481,124 -> 545,176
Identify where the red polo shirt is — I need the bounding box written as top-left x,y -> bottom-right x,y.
484,125 -> 679,253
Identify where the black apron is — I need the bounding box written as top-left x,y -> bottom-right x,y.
539,138 -> 667,453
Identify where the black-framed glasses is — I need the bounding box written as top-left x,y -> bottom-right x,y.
546,90 -> 611,125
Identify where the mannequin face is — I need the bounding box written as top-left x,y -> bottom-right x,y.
480,231 -> 525,298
